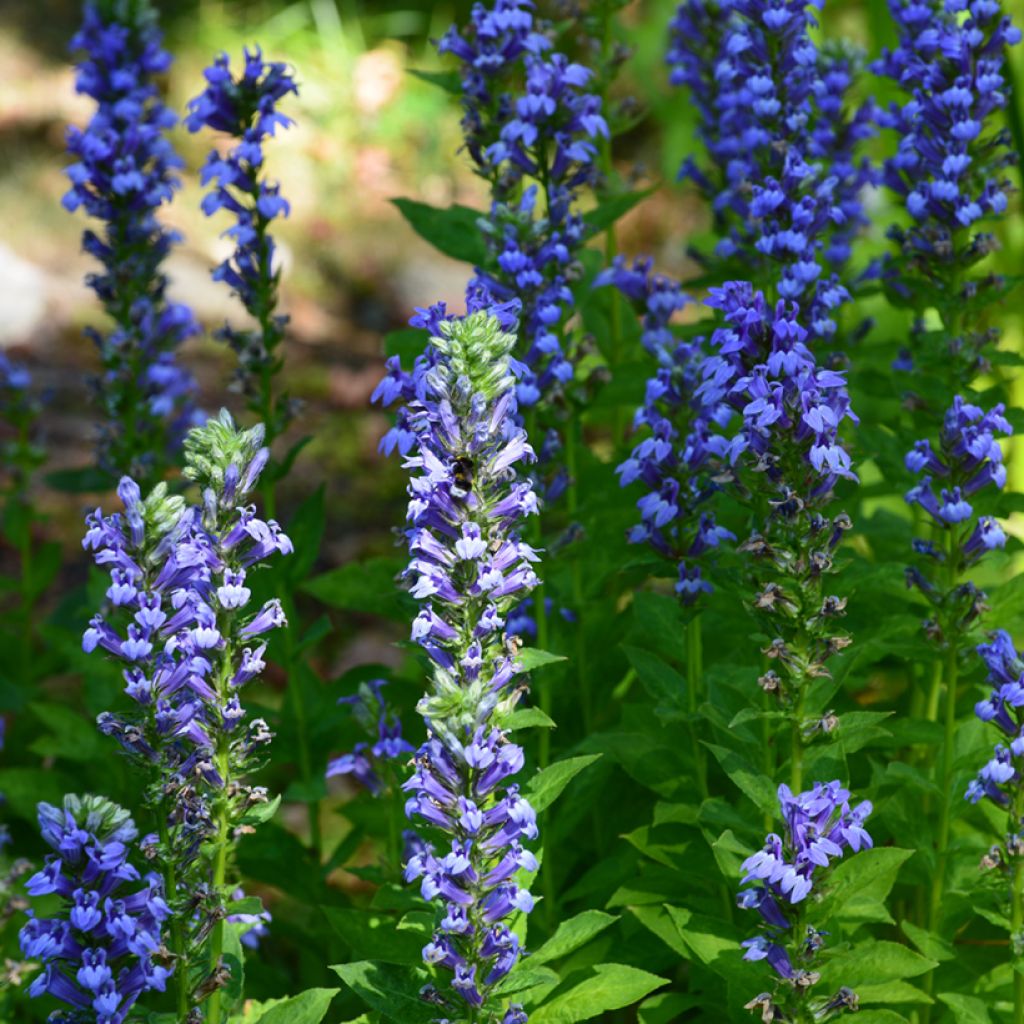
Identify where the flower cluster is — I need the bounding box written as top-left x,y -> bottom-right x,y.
397,308 -> 540,1020
187,48 -> 299,439
904,396 -> 1010,643
739,782 -> 872,1010
694,282 -> 857,724
82,410 -> 290,1008
20,795 -> 170,1024
967,631 -> 1024,808
602,257 -> 732,601
64,0 -> 200,482
327,679 -> 413,796
875,0 -> 1020,340
667,0 -> 872,338
440,0 -> 608,409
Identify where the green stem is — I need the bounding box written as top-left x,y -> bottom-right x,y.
686,615 -> 707,797
565,419 -> 590,734
1014,830 -> 1024,1024
790,684 -> 806,794
206,624 -> 236,1024
159,814 -> 190,1020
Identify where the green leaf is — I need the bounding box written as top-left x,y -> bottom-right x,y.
622,646 -> 686,709
28,701 -> 102,762
222,922 -> 247,1005
492,965 -> 560,995
285,486 -> 327,582
530,910 -> 618,965
936,993 -> 992,1024
638,992 -> 701,1024
330,961 -> 435,1024
407,68 -> 462,93
526,754 -> 602,813
530,964 -> 667,1023
0,767 -> 66,819
818,941 -> 937,989
240,794 -> 281,827
391,198 -> 487,264
301,557 -> 413,622
705,744 -> 777,816
323,909 -> 427,965
856,981 -> 931,1006
505,706 -> 557,731
583,187 -> 655,237
224,896 -> 265,917
383,327 -> 425,361
852,1013 -> 911,1024
901,920 -> 955,963
45,466 -> 112,493
252,988 -> 339,1024
518,647 -> 568,672
827,847 -> 913,925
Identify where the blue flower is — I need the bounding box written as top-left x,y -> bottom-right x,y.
64,0 -> 200,481
20,795 -> 170,1024
187,48 -> 299,437
440,0 -> 607,409
739,782 -> 872,983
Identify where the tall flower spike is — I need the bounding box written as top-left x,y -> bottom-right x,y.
738,782 -> 872,1017
398,307 -> 539,1021
82,409 -> 290,1020
187,48 -> 299,443
20,795 -> 171,1024
600,257 -> 734,602
696,282 -> 857,739
439,0 -> 607,410
667,0 -> 874,339
64,0 -> 200,483
875,0 -> 1020,372
904,396 -> 1011,643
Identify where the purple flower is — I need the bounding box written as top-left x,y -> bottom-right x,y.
739,782 -> 872,985
397,306 -> 541,1014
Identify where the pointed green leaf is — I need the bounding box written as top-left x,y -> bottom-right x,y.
252,988 -> 339,1024
526,754 -> 602,813
530,910 -> 618,965
530,963 -> 667,1023
391,198 -> 487,264
330,961 -> 435,1024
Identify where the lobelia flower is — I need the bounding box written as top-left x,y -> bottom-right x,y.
738,782 -> 872,1014
600,257 -> 734,601
20,795 -> 171,1024
904,396 -> 1011,644
327,679 -> 414,796
64,0 -> 200,483
82,409 -> 290,1014
683,281 -> 859,787
397,307 -> 540,1021
439,0 -> 608,410
875,0 -> 1020,372
187,48 -> 299,441
667,0 -> 874,340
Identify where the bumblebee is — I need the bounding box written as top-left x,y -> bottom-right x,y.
450,455 -> 475,499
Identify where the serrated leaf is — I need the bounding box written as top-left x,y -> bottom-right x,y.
901,920 -> 955,962
818,941 -> 937,989
324,909 -> 426,965
492,965 -> 560,995
505,706 -> 557,731
252,988 -> 339,1024
301,557 -> 413,622
936,993 -> 992,1024
391,198 -> 487,264
330,961 -> 435,1024
530,963 -> 667,1023
828,847 -> 913,926
705,744 -> 778,816
530,910 -> 618,965
526,754 -> 601,813
518,647 -> 568,672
